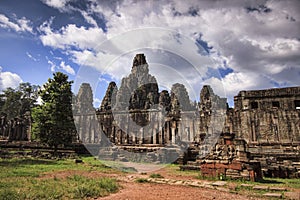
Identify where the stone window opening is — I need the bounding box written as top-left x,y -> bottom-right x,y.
272,101 -> 280,108
295,100 -> 300,110
250,101 -> 258,109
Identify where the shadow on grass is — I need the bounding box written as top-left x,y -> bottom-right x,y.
257,179 -> 283,184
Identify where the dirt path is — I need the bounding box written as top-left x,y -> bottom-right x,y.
98,166 -> 263,200
40,165 -> 299,200
99,181 -> 258,200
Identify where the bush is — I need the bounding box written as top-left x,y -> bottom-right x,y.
135,178 -> 149,183
149,173 -> 164,178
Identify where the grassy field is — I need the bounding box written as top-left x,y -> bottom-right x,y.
1,157 -> 299,199
0,156 -> 120,200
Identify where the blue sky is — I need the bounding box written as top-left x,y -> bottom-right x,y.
0,0 -> 299,107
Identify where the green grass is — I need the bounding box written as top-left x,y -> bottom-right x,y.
0,156 -> 120,199
225,177 -> 300,189
262,177 -> 300,189
0,175 -> 118,199
165,164 -> 201,177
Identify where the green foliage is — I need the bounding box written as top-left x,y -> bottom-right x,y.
32,72 -> 76,151
135,178 -> 149,183
149,173 -> 164,178
0,82 -> 39,119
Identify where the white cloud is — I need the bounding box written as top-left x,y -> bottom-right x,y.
47,58 -> 75,75
0,67 -> 23,91
93,97 -> 101,108
47,59 -> 56,72
41,0 -> 71,10
60,61 -> 75,75
38,0 -> 300,106
0,14 -> 33,33
39,21 -> 106,50
203,71 -> 279,106
26,52 -> 39,62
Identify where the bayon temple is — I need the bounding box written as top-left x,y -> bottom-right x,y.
72,54 -> 300,181
1,53 -> 299,181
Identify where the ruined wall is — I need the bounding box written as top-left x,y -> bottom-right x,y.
0,112 -> 31,141
233,87 -> 300,144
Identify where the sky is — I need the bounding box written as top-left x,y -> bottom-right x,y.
0,0 -> 299,107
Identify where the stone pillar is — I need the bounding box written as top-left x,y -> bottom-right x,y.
171,127 -> 176,144
159,126 -> 163,144
90,116 -> 95,143
132,131 -> 136,144
117,129 -> 121,144
251,121 -> 256,142
153,124 -> 157,144
190,121 -> 194,142
177,121 -> 182,142
171,121 -> 176,144
184,127 -> 190,142
139,128 -> 144,145
165,121 -> 170,143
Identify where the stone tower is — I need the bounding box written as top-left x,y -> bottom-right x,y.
114,54 -> 159,111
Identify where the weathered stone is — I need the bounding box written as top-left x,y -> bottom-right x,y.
114,54 -> 159,111
100,82 -> 118,111
170,83 -> 194,112
262,193 -> 282,198
252,185 -> 269,190
269,187 -> 287,191
68,53 -> 300,180
73,83 -> 99,143
211,181 -> 227,187
240,184 -> 253,188
73,83 -> 94,114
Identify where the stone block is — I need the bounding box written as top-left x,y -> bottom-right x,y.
269,187 -> 287,191
212,181 -> 227,187
253,185 -> 269,190
263,193 -> 282,198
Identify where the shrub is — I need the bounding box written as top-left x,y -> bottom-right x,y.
135,178 -> 149,183
149,173 -> 164,178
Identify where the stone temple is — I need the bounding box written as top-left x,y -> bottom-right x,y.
73,53 -> 300,180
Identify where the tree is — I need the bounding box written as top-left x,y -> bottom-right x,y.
18,82 -> 39,116
32,72 -> 76,153
0,82 -> 39,119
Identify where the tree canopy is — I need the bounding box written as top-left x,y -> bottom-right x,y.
32,72 -> 77,151
0,82 -> 39,119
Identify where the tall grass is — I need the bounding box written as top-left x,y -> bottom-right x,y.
0,157 -> 119,199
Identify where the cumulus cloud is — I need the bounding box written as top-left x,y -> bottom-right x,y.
0,14 -> 33,33
38,0 -> 300,106
47,58 -> 75,75
39,19 -> 106,50
60,61 -> 75,75
41,0 -> 72,10
0,67 -> 23,91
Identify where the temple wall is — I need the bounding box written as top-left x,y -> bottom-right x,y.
233,87 -> 300,144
